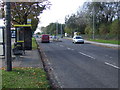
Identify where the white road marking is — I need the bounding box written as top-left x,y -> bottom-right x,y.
105,55 -> 112,59
66,47 -> 74,51
67,48 -> 71,50
71,49 -> 74,51
105,62 -> 120,69
78,52 -> 96,60
105,55 -> 108,57
110,57 -> 112,59
60,45 -> 64,47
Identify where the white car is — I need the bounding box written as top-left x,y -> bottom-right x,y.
72,36 -> 84,44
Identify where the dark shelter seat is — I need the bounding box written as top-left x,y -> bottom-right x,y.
13,42 -> 25,55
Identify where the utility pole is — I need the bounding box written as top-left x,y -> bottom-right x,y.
61,24 -> 62,37
5,2 -> 12,71
56,21 -> 58,36
92,5 -> 95,40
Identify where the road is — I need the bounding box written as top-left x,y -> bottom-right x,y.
37,38 -> 119,88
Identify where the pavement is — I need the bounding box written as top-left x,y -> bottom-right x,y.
85,40 -> 120,49
0,49 -> 43,68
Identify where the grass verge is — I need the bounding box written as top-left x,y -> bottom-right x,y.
88,39 -> 120,45
2,67 -> 51,88
32,37 -> 38,50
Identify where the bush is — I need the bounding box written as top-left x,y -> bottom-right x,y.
85,25 -> 93,35
99,24 -> 109,35
110,19 -> 120,35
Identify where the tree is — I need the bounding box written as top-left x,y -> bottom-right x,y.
110,19 -> 120,35
10,1 -> 51,32
64,26 -> 72,36
99,24 -> 109,35
85,25 -> 92,35
40,23 -> 65,35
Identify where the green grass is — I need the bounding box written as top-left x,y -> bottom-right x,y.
2,67 -> 51,88
32,37 -> 38,50
88,39 -> 120,45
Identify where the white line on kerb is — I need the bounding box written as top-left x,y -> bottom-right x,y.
105,62 -> 120,69
78,52 -> 96,60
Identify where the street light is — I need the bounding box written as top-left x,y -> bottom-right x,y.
56,21 -> 58,36
92,5 -> 95,40
61,24 -> 63,37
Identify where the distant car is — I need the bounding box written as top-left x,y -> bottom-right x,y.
72,36 -> 84,44
50,36 -> 53,39
41,34 -> 50,43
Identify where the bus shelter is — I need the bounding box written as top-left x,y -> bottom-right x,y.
13,25 -> 32,50
0,27 -> 5,56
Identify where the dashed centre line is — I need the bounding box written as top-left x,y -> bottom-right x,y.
105,62 -> 120,69
67,48 -> 71,50
66,47 -> 75,51
78,52 -> 96,60
71,49 -> 74,51
60,45 -> 64,47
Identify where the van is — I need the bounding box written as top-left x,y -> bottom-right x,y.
41,34 -> 50,43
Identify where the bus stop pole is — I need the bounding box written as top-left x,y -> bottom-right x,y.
5,2 -> 12,71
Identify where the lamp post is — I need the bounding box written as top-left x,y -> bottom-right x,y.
56,21 -> 58,36
5,2 -> 12,71
61,24 -> 62,37
92,5 -> 95,40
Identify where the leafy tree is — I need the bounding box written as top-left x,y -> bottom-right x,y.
85,25 -> 92,35
41,26 -> 47,34
41,23 -> 65,35
64,2 -> 119,40
10,1 -> 51,32
64,26 -> 72,36
110,19 -> 120,35
65,14 -> 78,33
99,24 -> 109,35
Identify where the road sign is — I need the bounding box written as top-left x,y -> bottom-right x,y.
27,19 -> 31,25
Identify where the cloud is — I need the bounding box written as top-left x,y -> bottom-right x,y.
39,0 -> 85,27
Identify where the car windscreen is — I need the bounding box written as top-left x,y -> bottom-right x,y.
76,37 -> 82,39
42,35 -> 49,39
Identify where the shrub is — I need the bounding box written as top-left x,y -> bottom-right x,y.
85,25 -> 93,35
110,19 -> 120,35
99,24 -> 109,35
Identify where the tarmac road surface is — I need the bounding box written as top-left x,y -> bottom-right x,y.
37,38 -> 119,88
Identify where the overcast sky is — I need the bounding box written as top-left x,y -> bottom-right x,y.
35,0 -> 86,33
0,0 -> 86,33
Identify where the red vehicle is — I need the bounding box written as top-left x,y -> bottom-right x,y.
41,34 -> 50,43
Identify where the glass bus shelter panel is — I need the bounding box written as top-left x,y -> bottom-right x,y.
0,28 -> 3,56
0,28 -> 3,42
0,45 -> 3,56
